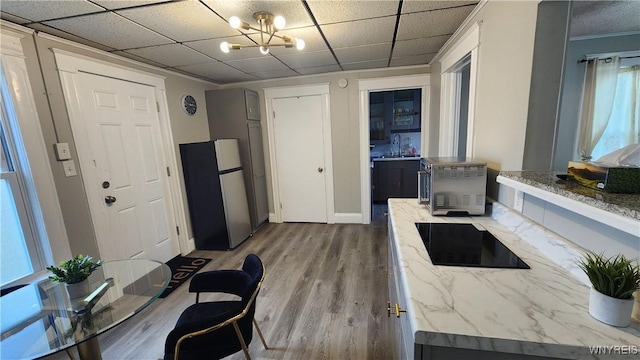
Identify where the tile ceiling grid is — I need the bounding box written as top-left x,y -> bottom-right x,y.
0,0 -> 482,84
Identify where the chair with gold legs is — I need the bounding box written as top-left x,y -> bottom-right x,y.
163,254 -> 268,360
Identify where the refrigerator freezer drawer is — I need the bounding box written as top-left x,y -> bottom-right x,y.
214,139 -> 242,171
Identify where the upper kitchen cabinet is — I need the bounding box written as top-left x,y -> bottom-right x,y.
369,89 -> 422,145
390,89 -> 421,132
205,88 -> 269,230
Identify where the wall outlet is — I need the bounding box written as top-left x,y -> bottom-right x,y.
54,143 -> 72,160
62,160 -> 77,177
513,190 -> 524,212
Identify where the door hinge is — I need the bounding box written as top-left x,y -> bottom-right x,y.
166,167 -> 171,176
156,102 -> 160,112
280,202 -> 282,209
273,110 -> 275,118
176,226 -> 180,235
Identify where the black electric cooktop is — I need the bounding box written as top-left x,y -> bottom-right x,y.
415,223 -> 530,269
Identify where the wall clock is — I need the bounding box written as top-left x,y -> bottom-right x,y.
181,95 -> 197,116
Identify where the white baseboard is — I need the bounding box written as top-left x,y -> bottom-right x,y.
185,238 -> 195,255
334,213 -> 363,224
268,212 -> 364,224
269,213 -> 278,223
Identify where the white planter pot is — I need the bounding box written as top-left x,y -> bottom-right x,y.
66,279 -> 90,299
588,287 -> 634,327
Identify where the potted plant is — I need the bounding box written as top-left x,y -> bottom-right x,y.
577,251 -> 640,327
47,255 -> 103,299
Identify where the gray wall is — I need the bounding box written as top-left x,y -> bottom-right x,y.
229,66 -> 429,215
522,0 -> 571,171
6,25 -> 216,259
553,33 -> 640,170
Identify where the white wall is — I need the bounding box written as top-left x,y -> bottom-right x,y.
431,0 -> 540,198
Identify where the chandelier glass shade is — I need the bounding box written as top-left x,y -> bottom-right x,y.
220,11 -> 305,55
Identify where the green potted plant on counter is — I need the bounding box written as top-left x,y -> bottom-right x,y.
47,254 -> 103,299
577,251 -> 640,327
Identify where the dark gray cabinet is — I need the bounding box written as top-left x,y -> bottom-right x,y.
372,160 -> 420,203
205,88 -> 269,230
370,89 -> 422,145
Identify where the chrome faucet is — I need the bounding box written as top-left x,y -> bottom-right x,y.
392,134 -> 401,156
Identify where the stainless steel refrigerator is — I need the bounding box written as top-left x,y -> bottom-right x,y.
180,139 -> 252,250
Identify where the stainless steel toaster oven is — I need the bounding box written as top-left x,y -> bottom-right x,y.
418,157 -> 487,215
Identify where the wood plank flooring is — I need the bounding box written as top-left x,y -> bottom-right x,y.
45,220 -> 397,360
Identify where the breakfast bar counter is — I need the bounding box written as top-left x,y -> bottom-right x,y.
387,198 -> 640,360
497,171 -> 639,236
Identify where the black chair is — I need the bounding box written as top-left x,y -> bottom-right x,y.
164,254 -> 268,360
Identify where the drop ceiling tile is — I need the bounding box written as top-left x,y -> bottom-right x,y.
124,44 -> 214,67
275,49 -> 337,69
341,59 -> 389,71
175,61 -> 255,83
320,16 -> 396,49
250,69 -> 300,80
393,35 -> 449,57
201,0 -> 313,29
334,43 -> 391,64
44,12 -> 173,50
396,7 -> 472,41
402,1 -> 477,14
390,54 -> 433,67
186,36 -> 264,61
117,1 -> 235,42
224,56 -> 290,73
306,1 -> 399,24
252,26 -> 327,54
28,23 -> 116,52
295,64 -> 342,75
0,0 -> 104,22
111,50 -> 169,68
0,12 -> 30,25
91,0 -> 172,10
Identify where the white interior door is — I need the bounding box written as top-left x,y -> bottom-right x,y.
272,95 -> 327,222
74,72 -> 179,262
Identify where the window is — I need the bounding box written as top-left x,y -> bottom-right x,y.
0,71 -> 39,287
590,65 -> 640,160
0,30 -> 68,288
578,55 -> 640,161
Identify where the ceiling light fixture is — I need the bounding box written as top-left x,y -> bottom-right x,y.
219,11 -> 305,55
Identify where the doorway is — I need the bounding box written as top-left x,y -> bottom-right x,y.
358,75 -> 430,224
54,50 -> 187,262
264,84 -> 334,224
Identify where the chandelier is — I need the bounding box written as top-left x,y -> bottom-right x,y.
219,11 -> 305,55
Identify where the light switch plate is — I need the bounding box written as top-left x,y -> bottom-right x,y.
54,143 -> 71,160
62,160 -> 77,177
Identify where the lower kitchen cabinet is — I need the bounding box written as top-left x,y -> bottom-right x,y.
373,159 -> 420,203
388,217 -> 415,359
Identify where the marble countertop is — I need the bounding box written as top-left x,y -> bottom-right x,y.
499,171 -> 639,220
388,198 -> 640,359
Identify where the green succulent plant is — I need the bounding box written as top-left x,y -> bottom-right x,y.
577,251 -> 640,300
47,254 -> 103,284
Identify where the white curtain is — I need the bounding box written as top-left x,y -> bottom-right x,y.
577,56 -> 620,160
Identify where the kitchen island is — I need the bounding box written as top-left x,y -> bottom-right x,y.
387,198 -> 640,360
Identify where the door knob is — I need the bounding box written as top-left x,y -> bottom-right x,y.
318,167 -> 324,173
104,196 -> 117,204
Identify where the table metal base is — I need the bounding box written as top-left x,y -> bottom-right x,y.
77,338 -> 102,360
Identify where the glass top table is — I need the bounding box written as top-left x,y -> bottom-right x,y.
0,259 -> 171,360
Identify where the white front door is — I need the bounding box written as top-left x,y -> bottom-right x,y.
73,72 -> 179,262
272,95 -> 327,222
